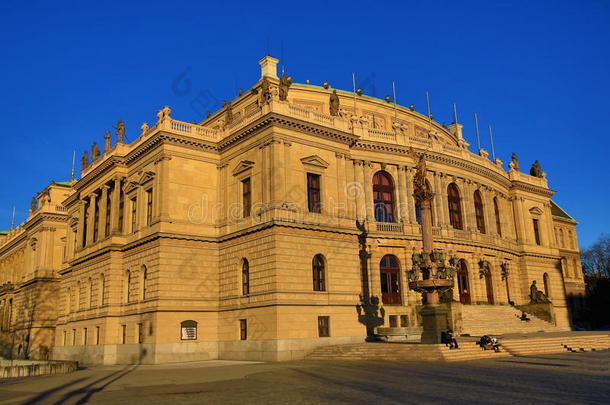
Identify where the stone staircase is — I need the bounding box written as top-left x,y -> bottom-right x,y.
307,341 -> 510,362
499,333 -> 610,356
459,304 -> 562,336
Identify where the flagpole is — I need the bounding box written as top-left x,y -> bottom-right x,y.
392,81 -> 398,121
352,73 -> 357,112
10,206 -> 15,229
474,113 -> 481,151
488,124 -> 496,160
426,91 -> 432,131
453,103 -> 458,124
71,150 -> 76,180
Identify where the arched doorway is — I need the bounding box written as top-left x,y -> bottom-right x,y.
457,259 -> 471,304
485,271 -> 494,305
380,255 -> 401,305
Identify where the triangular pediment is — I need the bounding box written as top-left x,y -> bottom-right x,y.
300,155 -> 329,169
529,206 -> 544,216
123,181 -> 139,194
232,160 -> 255,176
138,171 -> 155,185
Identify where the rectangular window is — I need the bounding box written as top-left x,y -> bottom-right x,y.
95,326 -> 100,345
130,197 -> 138,233
82,201 -> 89,247
93,197 -> 100,242
83,328 -> 88,345
242,178 -> 251,217
400,315 -> 409,327
137,323 -> 143,344
118,189 -> 125,232
105,190 -> 112,236
318,316 -> 330,337
121,324 -> 126,344
533,219 -> 541,245
389,315 -> 398,328
63,330 -> 67,346
72,329 -> 76,346
146,189 -> 153,226
239,319 -> 248,340
307,173 -> 321,213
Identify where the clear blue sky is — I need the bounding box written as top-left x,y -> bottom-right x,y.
1,0 -> 608,248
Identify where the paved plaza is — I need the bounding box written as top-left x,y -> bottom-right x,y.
0,351 -> 608,404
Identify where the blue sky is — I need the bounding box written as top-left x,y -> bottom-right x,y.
1,0 -> 608,248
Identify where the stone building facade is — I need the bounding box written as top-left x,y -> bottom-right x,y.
0,56 -> 585,364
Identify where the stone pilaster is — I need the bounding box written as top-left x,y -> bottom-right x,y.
363,161 -> 374,222
77,200 -> 86,249
86,194 -> 97,245
354,160 -> 365,222
155,156 -> 172,222
405,168 -> 416,224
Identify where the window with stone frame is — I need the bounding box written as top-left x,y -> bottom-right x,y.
130,196 -> 138,233
493,197 -> 502,236
146,188 -> 153,226
240,319 -> 248,340
447,183 -> 463,230
474,190 -> 486,234
312,254 -> 326,291
242,259 -> 250,295
318,316 -> 330,337
242,177 -> 251,217
307,173 -> 322,213
373,171 -> 395,223
532,218 -> 542,245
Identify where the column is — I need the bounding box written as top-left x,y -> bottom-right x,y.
405,168 -> 416,224
397,166 -> 408,223
99,186 -> 109,239
110,177 -> 122,234
86,194 -> 97,245
336,153 -> 347,218
217,164 -> 228,225
283,140 -> 292,206
513,197 -> 526,243
346,158 -> 357,220
543,202 -> 555,247
363,161 -> 374,222
461,180 -> 474,231
439,174 -> 450,228
76,200 -> 86,249
483,188 -> 495,236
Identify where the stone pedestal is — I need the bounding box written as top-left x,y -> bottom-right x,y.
420,305 -> 449,344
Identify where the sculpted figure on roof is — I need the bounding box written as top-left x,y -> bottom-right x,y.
530,160 -> 544,178
259,77 -> 272,105
278,74 -> 292,101
329,90 -> 340,116
113,120 -> 125,144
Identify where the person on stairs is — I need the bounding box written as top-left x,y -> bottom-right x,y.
444,330 -> 459,349
519,311 -> 531,322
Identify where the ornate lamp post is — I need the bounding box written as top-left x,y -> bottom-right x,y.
407,150 -> 458,343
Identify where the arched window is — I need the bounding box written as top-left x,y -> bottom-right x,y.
373,171 -> 395,223
415,180 -> 434,225
543,272 -> 551,299
559,229 -> 565,248
141,265 -> 148,300
242,259 -> 250,295
380,255 -> 401,305
124,270 -> 131,303
447,183 -> 463,230
474,190 -> 486,233
457,259 -> 471,305
312,254 -> 326,291
493,197 -> 502,236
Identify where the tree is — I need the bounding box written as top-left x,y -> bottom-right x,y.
581,234 -> 610,277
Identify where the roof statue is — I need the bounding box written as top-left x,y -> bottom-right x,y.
30,197 -> 37,213
81,150 -> 89,170
157,106 -> 171,122
104,130 -> 111,152
509,152 -> 520,171
140,122 -> 149,135
224,101 -> 233,125
91,142 -> 101,161
530,160 -> 544,178
329,90 -> 340,116
259,77 -> 272,105
113,120 -> 125,144
278,74 -> 292,101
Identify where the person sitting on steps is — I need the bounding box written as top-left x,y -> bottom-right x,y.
443,330 -> 459,349
518,311 -> 531,321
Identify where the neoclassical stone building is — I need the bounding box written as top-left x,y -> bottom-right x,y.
0,56 -> 584,364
